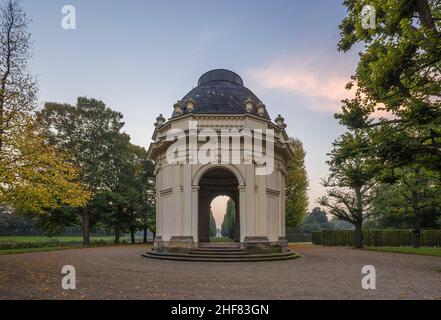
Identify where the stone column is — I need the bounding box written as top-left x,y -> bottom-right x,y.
191,185 -> 199,244
182,164 -> 192,236
278,164 -> 288,252
153,162 -> 163,251
244,164 -> 255,236
256,173 -> 267,236
239,186 -> 246,242
172,165 -> 182,236
198,188 -> 210,242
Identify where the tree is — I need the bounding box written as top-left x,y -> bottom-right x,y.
0,0 -> 89,214
0,207 -> 37,235
221,199 -> 235,239
319,132 -> 378,248
370,166 -> 441,247
295,207 -> 334,233
209,210 -> 217,238
130,144 -> 155,243
0,0 -> 35,153
111,141 -> 155,244
32,205 -> 79,237
285,138 -> 309,228
337,0 -> 441,174
41,98 -> 126,245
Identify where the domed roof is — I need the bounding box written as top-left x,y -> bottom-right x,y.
172,69 -> 270,119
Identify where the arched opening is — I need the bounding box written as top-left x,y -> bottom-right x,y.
210,196 -> 236,242
198,167 -> 240,244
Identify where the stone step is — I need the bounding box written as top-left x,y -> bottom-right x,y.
142,251 -> 299,262
189,250 -> 250,256
191,248 -> 247,253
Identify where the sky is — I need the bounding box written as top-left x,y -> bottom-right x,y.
22,0 -> 361,228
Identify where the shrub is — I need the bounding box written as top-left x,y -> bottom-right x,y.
312,230 -> 441,247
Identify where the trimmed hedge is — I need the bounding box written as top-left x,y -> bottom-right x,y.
286,232 -> 312,243
312,230 -> 441,247
0,239 -> 116,250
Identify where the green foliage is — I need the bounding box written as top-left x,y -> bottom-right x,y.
285,138 -> 309,228
311,232 -> 322,245
295,207 -> 333,233
0,238 -> 114,250
0,0 -> 89,214
0,208 -> 37,235
319,132 -> 378,247
32,206 -> 79,237
221,199 -> 235,239
209,210 -> 217,238
366,247 -> 441,257
337,0 -> 441,173
369,167 -> 441,233
40,97 -> 155,244
42,98 -> 126,193
295,207 -> 355,236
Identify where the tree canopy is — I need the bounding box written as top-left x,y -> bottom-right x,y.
285,138 -> 309,228
221,199 -> 235,239
0,0 -> 89,214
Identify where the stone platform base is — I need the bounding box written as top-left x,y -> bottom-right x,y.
143,245 -> 299,262
154,236 -> 196,253
241,236 -> 289,253
153,236 -> 289,254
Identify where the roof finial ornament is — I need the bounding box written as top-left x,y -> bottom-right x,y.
173,101 -> 183,116
245,97 -> 255,113
256,103 -> 266,117
155,114 -> 166,127
186,98 -> 196,113
275,114 -> 287,129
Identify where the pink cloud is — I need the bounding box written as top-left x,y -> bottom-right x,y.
248,56 -> 355,113
248,56 -> 395,120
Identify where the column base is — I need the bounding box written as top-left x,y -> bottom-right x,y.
241,236 -> 288,253
153,236 -> 196,253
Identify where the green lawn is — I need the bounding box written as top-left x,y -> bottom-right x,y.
365,247 -> 441,257
0,246 -> 84,255
209,237 -> 234,243
0,236 -> 149,255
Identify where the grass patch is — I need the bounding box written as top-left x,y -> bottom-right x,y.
0,236 -> 146,255
365,247 -> 441,257
0,246 -> 83,255
209,237 -> 234,243
0,242 -> 150,255
0,236 -> 126,243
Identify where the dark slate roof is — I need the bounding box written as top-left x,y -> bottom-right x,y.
172,69 -> 270,120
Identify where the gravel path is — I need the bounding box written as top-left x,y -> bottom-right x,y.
0,244 -> 440,300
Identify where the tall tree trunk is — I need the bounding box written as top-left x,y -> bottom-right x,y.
130,226 -> 135,244
143,226 -> 148,243
411,189 -> 421,248
82,207 -> 90,246
415,0 -> 438,32
354,222 -> 363,248
354,188 -> 364,248
413,219 -> 421,248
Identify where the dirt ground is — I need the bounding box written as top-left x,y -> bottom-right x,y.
0,243 -> 440,300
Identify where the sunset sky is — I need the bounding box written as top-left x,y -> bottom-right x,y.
22,0 -> 362,228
